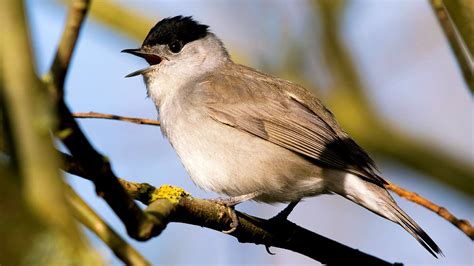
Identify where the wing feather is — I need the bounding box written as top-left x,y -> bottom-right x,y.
198,63 -> 386,186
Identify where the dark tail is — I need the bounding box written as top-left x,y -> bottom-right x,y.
327,172 -> 443,257
387,200 -> 443,258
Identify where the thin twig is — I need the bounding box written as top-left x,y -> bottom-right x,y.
66,185 -> 151,265
73,112 -> 160,126
48,0 -> 91,98
61,152 -> 401,265
71,111 -> 474,239
429,0 -> 473,93
385,181 -> 474,240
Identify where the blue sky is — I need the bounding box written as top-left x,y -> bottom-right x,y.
26,0 -> 473,265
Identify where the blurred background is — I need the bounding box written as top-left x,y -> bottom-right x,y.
22,0 -> 473,265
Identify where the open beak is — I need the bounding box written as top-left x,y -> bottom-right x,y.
121,48 -> 163,78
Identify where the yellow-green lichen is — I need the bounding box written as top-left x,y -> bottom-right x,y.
150,185 -> 191,204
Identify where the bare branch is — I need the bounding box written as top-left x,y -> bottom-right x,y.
1,0 -> 100,263
165,195 -> 400,265
386,181 -> 474,240
57,103 -> 162,240
47,0 -> 91,98
73,112 -> 160,126
429,0 -> 473,93
44,0 -> 160,241
2,0 -> 80,244
66,185 -> 151,265
442,0 -> 474,56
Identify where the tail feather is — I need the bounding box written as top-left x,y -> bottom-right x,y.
389,201 -> 443,258
327,171 -> 443,257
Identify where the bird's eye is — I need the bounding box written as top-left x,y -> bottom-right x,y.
169,42 -> 182,53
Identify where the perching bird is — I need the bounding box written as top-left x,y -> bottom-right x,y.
122,16 -> 442,257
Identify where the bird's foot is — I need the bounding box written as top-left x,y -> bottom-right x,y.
209,191 -> 262,234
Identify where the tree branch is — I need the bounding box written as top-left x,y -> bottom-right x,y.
61,152 -> 401,265
44,0 -> 161,241
46,0 -> 91,99
66,185 -> 150,265
386,181 -> 474,240
1,0 -> 100,263
169,196 -> 399,265
429,0 -> 473,93
73,112 -> 160,126
442,0 -> 474,57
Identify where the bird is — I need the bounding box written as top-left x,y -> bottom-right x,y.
122,15 -> 442,257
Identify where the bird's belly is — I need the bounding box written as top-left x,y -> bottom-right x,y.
165,115 -> 326,203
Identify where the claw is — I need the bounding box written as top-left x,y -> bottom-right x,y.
211,191 -> 262,207
222,206 -> 239,234
265,245 -> 276,255
208,192 -> 262,233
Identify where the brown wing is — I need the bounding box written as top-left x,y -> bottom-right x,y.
196,63 -> 386,186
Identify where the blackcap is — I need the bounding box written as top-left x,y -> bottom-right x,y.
123,16 -> 442,257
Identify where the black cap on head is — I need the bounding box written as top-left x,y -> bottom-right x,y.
142,16 -> 209,48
